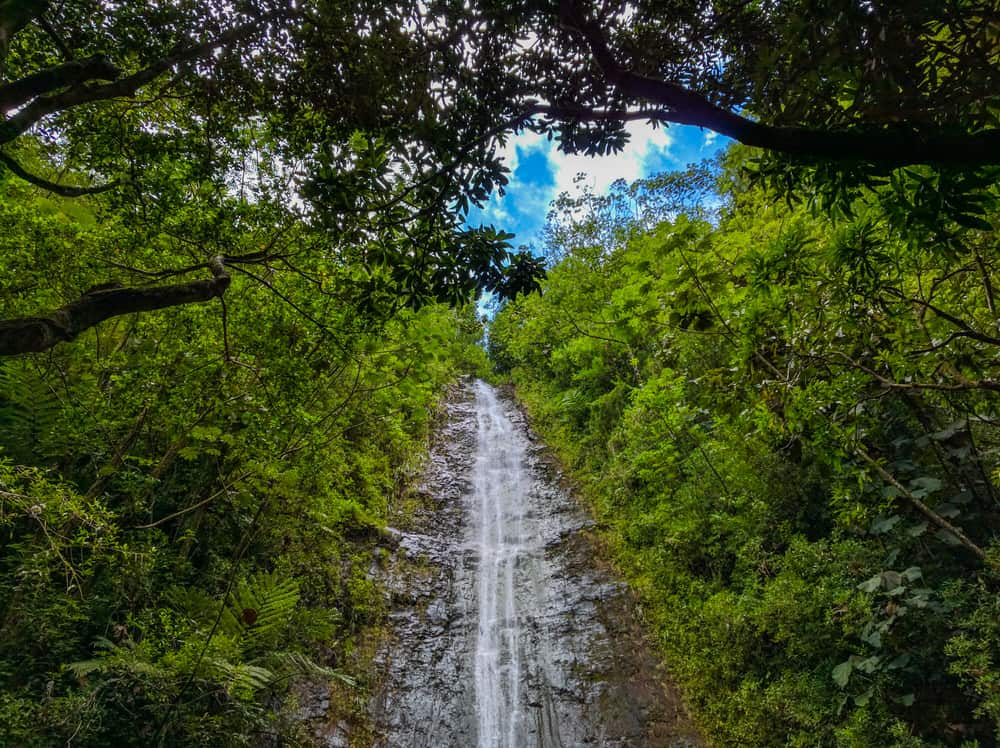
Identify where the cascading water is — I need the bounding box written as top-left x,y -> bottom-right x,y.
370,379 -> 701,748
472,380 -> 527,747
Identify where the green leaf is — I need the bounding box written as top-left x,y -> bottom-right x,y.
935,503 -> 960,519
832,660 -> 853,687
936,528 -> 963,546
856,656 -> 882,674
952,213 -> 992,231
910,476 -> 942,496
854,688 -> 873,707
888,654 -> 911,670
858,574 -> 882,593
881,570 -> 902,589
870,514 -> 901,534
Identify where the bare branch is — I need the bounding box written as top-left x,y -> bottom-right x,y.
527,102 -> 674,124
135,470 -> 251,529
0,54 -> 118,111
856,448 -> 987,561
833,351 -> 1000,392
976,253 -> 996,317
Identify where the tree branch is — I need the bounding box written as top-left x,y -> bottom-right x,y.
833,351 -> 1000,392
35,13 -> 74,61
0,150 -> 122,196
905,294 -> 1000,347
558,2 -> 1000,166
86,405 -> 149,499
856,448 -> 987,561
135,470 -> 252,529
0,54 -> 119,111
975,253 -> 996,317
0,18 -> 273,145
527,102 -> 674,124
0,257 -> 230,356
0,0 -> 47,64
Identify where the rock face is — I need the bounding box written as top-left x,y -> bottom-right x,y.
370,379 -> 701,748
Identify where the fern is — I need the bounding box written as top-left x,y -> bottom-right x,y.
272,651 -> 358,688
219,571 -> 300,655
0,361 -> 68,462
206,659 -> 277,697
167,571 -> 300,654
73,572 -> 353,703
66,637 -> 166,680
163,585 -> 219,622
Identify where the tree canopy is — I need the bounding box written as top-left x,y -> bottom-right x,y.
500,0 -> 1000,165
0,0 -> 545,354
1,0 -> 997,355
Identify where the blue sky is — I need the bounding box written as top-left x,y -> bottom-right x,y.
467,122 -> 729,251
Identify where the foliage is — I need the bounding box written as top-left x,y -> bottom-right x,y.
0,172 -> 488,744
0,0 -> 544,342
0,1 -> 997,745
490,147 -> 1000,746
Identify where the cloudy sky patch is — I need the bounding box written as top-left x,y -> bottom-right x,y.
468,122 -> 729,250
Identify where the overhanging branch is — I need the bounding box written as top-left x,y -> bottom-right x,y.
0,54 -> 119,111
558,2 -> 1000,166
0,151 -> 122,196
0,257 -> 230,355
0,17 -> 276,146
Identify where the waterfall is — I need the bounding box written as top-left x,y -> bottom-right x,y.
370,379 -> 701,748
472,379 -> 527,747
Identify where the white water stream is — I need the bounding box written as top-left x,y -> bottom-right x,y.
369,379 -> 701,748
472,380 -> 529,747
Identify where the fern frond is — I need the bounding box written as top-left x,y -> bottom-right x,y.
220,571 -> 300,654
163,585 -> 218,623
67,638 -> 165,680
206,657 -> 277,697
272,651 -> 358,688
66,658 -> 107,677
0,361 -> 68,462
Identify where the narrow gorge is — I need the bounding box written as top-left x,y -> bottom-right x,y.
370,379 -> 701,747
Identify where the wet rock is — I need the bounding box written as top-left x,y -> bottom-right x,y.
370,380 -> 702,748
319,723 -> 350,748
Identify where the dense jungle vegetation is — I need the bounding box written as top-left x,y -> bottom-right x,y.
0,169 -> 491,745
0,0 -> 998,745
490,150 -> 1000,746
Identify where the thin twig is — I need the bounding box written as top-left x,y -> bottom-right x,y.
134,471 -> 251,530
856,448 -> 987,561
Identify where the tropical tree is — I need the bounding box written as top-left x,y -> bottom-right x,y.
2,1 -> 996,359
460,0 -> 1000,164
0,0 -> 544,355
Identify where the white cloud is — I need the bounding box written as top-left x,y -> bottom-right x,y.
469,121 -> 677,243
548,120 -> 675,197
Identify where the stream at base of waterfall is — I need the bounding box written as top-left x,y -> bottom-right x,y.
370,379 -> 702,747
